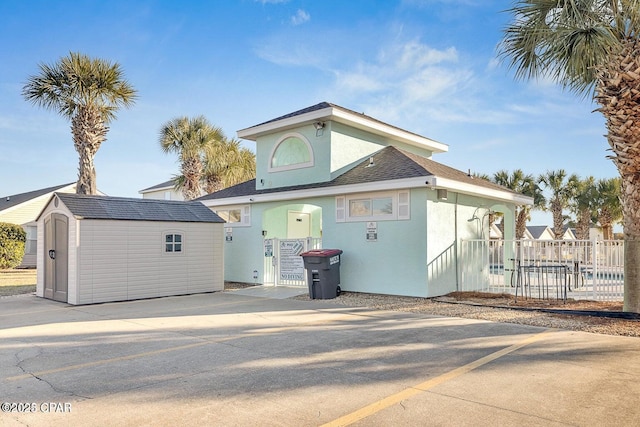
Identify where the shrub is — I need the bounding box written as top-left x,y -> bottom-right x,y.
0,222 -> 27,269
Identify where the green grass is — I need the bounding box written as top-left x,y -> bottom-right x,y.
0,269 -> 37,296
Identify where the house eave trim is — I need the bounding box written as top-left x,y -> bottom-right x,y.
237,106 -> 448,153
200,175 -> 531,207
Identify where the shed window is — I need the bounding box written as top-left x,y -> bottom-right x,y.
165,233 -> 182,253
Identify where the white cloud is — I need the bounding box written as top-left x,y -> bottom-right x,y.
329,39 -> 475,119
291,9 -> 310,26
255,33 -> 533,131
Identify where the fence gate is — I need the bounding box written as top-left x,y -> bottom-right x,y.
263,238 -> 322,286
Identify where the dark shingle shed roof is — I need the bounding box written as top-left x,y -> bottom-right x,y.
50,193 -> 224,223
198,146 -> 515,200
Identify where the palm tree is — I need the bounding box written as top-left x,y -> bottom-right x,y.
22,52 -> 137,194
596,177 -> 623,240
500,1 -> 640,312
538,170 -> 579,239
159,116 -> 225,200
493,169 -> 544,239
570,176 -> 598,240
202,138 -> 256,194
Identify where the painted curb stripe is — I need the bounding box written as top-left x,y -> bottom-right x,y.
322,329 -> 553,427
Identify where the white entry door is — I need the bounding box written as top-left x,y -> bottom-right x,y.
287,211 -> 310,239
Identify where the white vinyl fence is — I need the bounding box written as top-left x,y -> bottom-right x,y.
263,237 -> 322,286
460,239 -> 624,301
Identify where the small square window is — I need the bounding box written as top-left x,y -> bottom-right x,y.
164,233 -> 183,253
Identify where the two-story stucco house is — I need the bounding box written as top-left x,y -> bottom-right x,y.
196,102 -> 531,297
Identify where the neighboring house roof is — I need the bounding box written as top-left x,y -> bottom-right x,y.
44,193 -> 224,223
237,102 -> 449,154
526,225 -> 551,239
198,146 -> 527,204
0,183 -> 75,212
139,179 -> 176,193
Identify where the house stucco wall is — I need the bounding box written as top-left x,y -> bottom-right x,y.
255,124 -> 331,189
215,187 -> 496,297
329,122 -> 435,178
254,120 -> 439,191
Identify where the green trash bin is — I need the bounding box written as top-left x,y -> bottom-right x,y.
300,249 -> 343,299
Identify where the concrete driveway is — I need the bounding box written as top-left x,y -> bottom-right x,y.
1,291 -> 639,426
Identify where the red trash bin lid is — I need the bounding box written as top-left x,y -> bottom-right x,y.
300,249 -> 343,257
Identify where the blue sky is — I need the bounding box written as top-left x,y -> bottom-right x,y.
0,0 -> 618,226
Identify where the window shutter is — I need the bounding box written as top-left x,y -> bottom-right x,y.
242,205 -> 251,225
398,191 -> 410,220
335,196 -> 345,222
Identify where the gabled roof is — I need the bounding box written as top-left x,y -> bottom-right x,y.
526,225 -> 551,239
237,102 -> 448,154
45,193 -> 224,223
198,146 -> 527,204
0,183 -> 75,212
139,179 -> 176,193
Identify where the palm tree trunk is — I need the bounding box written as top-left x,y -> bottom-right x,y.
551,200 -> 564,240
181,157 -> 203,201
621,174 -> 640,313
576,208 -> 590,240
595,38 -> 640,312
599,208 -> 614,240
71,106 -> 107,195
515,208 -> 528,239
76,146 -> 97,195
204,175 -> 224,195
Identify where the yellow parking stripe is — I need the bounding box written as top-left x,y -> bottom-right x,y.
322,329 -> 553,427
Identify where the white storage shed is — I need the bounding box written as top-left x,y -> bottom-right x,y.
36,193 -> 225,305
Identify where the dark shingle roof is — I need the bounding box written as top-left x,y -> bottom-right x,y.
139,179 -> 176,192
1,183 -> 75,212
198,146 -> 515,201
243,102 -> 438,143
526,225 -> 550,239
53,193 -> 224,223
251,102 -> 333,127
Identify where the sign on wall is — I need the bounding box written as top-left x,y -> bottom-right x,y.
279,239 -> 305,281
366,221 -> 377,242
264,239 -> 274,257
225,227 -> 233,242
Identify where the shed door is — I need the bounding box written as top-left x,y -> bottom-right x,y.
44,213 -> 68,302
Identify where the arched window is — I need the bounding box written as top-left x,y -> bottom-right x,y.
269,133 -> 314,171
